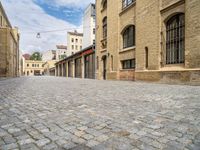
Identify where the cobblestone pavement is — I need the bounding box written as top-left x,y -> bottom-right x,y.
0,77 -> 200,150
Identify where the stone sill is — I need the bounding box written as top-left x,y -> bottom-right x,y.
136,68 -> 200,73
120,69 -> 135,71
119,46 -> 136,53
119,2 -> 136,16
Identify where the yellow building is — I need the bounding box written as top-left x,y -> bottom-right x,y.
43,60 -> 57,76
0,1 -> 20,78
96,0 -> 200,84
24,60 -> 45,76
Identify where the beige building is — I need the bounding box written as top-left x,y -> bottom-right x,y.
0,2 -> 20,78
42,50 -> 56,61
67,31 -> 83,56
43,60 -> 57,76
96,0 -> 200,84
56,45 -> 67,60
24,60 -> 45,76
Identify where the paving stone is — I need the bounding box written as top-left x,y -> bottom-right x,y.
1,143 -> 18,150
0,77 -> 200,149
36,138 -> 50,147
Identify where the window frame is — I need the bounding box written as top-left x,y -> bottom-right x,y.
122,25 -> 135,49
122,0 -> 135,9
102,17 -> 107,39
121,59 -> 135,69
166,13 -> 185,64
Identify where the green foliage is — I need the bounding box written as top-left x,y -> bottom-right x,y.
30,52 -> 42,61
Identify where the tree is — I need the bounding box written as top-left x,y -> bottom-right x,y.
30,52 -> 42,61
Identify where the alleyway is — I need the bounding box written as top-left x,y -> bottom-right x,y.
0,77 -> 200,150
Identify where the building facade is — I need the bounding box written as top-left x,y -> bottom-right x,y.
67,31 -> 83,56
55,45 -> 95,79
56,45 -> 67,60
96,0 -> 200,84
42,50 -> 56,61
83,3 -> 96,49
0,2 -> 20,78
24,60 -> 45,76
43,60 -> 57,76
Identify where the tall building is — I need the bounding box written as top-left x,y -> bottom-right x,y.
83,3 -> 96,49
42,50 -> 56,61
96,0 -> 200,84
0,1 -> 20,78
56,45 -> 67,60
67,31 -> 83,56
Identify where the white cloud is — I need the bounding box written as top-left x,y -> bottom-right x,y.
1,0 -> 88,54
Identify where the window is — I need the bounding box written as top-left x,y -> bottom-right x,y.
76,39 -> 78,43
123,25 -> 135,48
102,17 -> 107,39
75,45 -> 78,50
80,46 -> 82,50
166,13 -> 185,64
27,64 -> 29,67
102,0 -> 107,9
122,0 -> 135,9
93,28 -> 95,34
71,38 -> 74,43
32,64 -> 34,67
37,64 -> 39,67
72,45 -> 74,50
122,59 -> 135,69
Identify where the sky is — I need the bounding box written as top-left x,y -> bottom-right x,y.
1,0 -> 95,54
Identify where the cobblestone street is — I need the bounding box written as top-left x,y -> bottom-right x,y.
0,77 -> 200,150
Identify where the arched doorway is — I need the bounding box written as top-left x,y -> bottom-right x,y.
102,55 -> 107,80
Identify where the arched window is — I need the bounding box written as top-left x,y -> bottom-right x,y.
123,25 -> 135,48
102,0 -> 107,9
103,17 -> 107,39
166,13 -> 185,64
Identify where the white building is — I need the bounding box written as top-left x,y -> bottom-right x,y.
56,45 -> 67,60
67,31 -> 83,56
83,3 -> 96,49
42,50 -> 56,61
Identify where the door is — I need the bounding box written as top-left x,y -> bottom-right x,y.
102,56 -> 107,80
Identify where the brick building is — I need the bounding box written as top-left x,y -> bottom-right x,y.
0,2 -> 20,78
96,0 -> 200,84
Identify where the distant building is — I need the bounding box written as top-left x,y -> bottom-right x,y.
23,54 -> 31,60
83,3 -> 96,49
67,31 -> 83,56
43,60 -> 57,76
42,50 -> 56,61
0,1 -> 20,78
24,60 -> 45,76
19,50 -> 25,76
56,45 -> 67,60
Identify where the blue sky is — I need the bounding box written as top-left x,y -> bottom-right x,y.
1,0 -> 95,53
34,0 -> 84,26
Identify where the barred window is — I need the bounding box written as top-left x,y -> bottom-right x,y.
122,0 -> 135,9
122,59 -> 135,69
166,13 -> 185,64
102,17 -> 107,39
123,25 -> 135,48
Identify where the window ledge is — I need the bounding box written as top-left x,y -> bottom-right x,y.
120,69 -> 135,71
119,1 -> 136,16
119,46 -> 136,53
